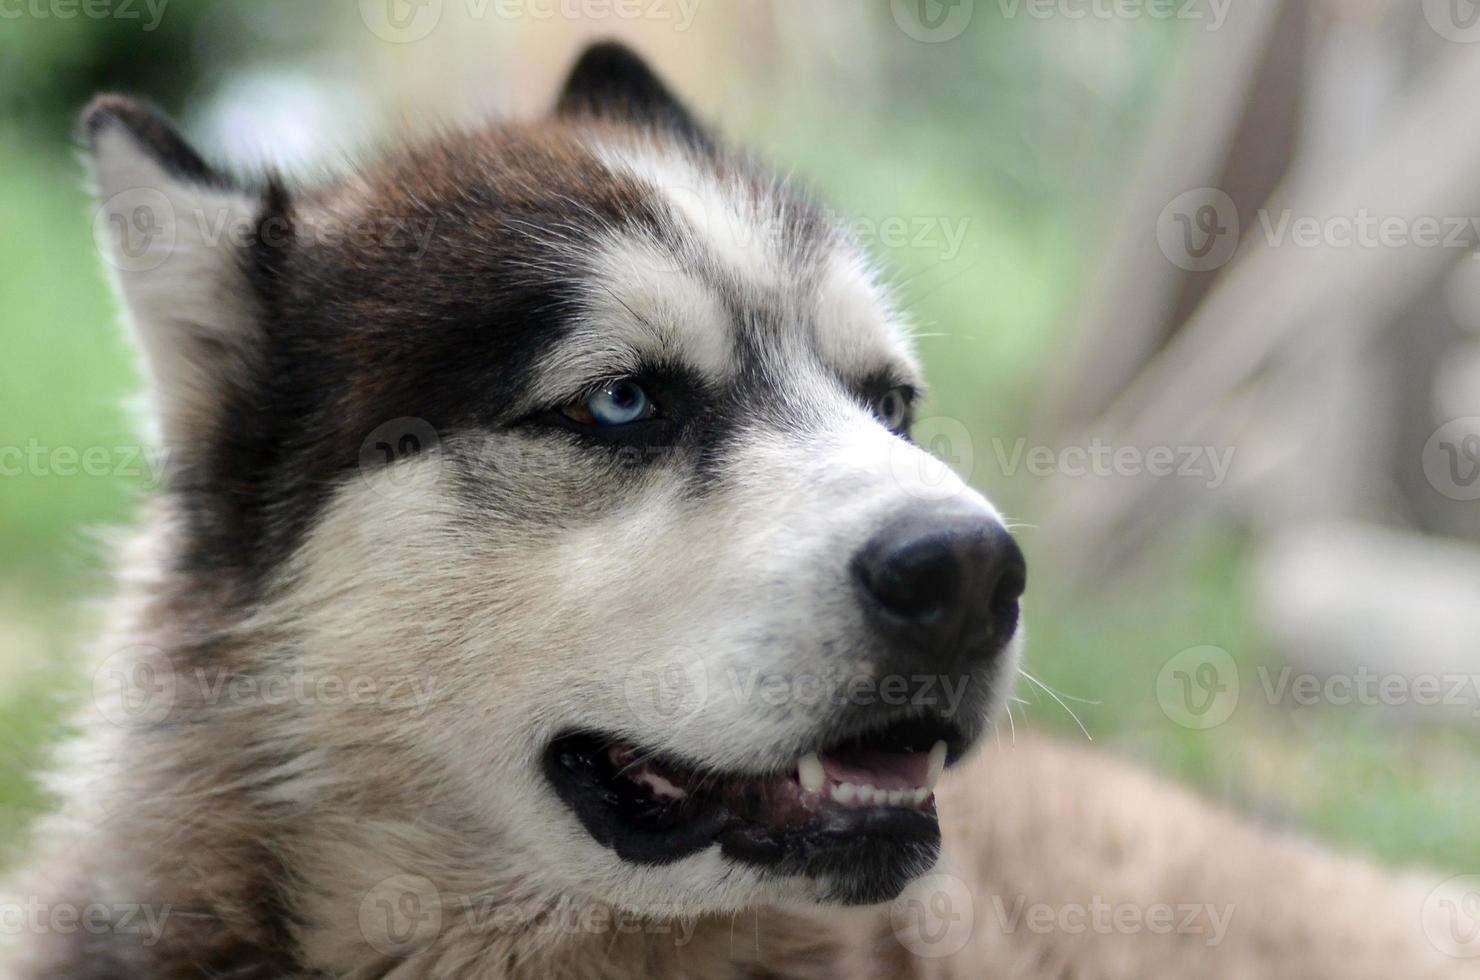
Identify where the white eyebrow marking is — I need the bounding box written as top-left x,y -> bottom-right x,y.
522,234 -> 735,405
593,140 -> 783,295
813,248 -> 922,385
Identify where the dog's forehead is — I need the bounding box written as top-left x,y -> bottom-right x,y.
568,138 -> 921,392
318,122 -> 920,400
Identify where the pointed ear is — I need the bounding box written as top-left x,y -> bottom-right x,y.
82,95 -> 280,454
555,42 -> 712,148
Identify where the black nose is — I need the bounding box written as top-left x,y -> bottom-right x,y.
853,508 -> 1026,672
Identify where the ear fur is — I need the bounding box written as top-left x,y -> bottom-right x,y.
81,95 -> 278,453
555,41 -> 712,149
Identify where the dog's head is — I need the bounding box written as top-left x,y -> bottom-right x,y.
85,43 -> 1024,913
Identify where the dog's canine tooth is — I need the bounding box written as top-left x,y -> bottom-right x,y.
798,752 -> 825,794
925,740 -> 948,790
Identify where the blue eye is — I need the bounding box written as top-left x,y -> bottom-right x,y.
572,379 -> 655,426
874,387 -> 910,431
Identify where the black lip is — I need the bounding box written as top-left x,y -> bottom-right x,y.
544,712 -> 966,904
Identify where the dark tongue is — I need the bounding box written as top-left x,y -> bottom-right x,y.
819,748 -> 930,790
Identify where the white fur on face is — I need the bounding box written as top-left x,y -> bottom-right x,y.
814,249 -> 922,385
556,236 -> 738,390
272,388 -> 1013,917
260,140 -> 1011,921
593,141 -> 787,296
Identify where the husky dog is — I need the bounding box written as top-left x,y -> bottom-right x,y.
5,42 -> 1472,979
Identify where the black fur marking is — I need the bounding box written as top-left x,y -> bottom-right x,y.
170,132 -> 681,592
80,93 -> 236,190
556,41 -> 714,151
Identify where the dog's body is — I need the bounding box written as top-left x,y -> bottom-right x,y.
3,44 -> 1472,979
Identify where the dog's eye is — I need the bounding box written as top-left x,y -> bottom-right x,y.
873,387 -> 911,431
563,379 -> 657,427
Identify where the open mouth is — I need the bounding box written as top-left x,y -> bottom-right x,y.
545,713 -> 966,905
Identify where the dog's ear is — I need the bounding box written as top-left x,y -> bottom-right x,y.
82,95 -> 283,453
555,42 -> 712,148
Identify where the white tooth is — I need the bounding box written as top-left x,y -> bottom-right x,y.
913,787 -> 930,805
888,788 -> 907,806
833,782 -> 857,804
798,753 -> 825,794
858,784 -> 877,805
926,741 -> 948,790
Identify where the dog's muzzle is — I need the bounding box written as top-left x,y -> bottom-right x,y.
546,500 -> 1025,905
